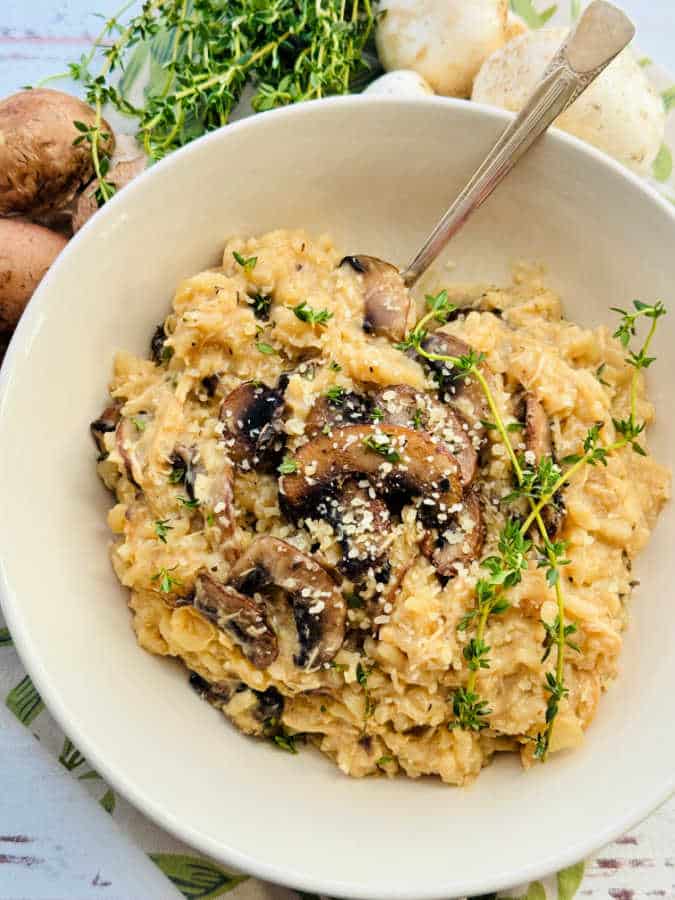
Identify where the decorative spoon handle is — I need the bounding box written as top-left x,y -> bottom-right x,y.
400,0 -> 635,287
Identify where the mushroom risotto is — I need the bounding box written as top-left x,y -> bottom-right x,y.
92,229 -> 669,785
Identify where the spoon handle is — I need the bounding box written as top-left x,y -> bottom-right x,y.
401,0 -> 635,287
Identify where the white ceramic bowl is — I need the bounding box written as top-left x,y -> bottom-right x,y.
1,97 -> 674,900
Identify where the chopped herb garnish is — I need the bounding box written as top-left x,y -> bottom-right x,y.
411,408 -> 425,430
376,755 -> 394,767
176,495 -> 200,509
273,731 -> 298,754
232,251 -> 257,273
595,362 -> 610,387
326,385 -> 345,404
290,301 -> 334,326
154,519 -> 173,543
250,293 -> 272,320
255,341 -> 276,355
278,455 -> 298,475
151,566 -> 181,593
329,360 -> 342,372
370,407 -> 384,422
362,434 -> 401,464
205,512 -> 215,527
346,593 -> 364,609
131,416 -> 147,432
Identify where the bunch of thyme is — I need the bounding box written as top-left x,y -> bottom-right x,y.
399,292 -> 666,759
50,0 -> 377,202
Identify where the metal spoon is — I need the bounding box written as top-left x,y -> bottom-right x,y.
399,0 -> 635,287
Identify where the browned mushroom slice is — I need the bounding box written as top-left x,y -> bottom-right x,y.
305,391 -> 372,438
280,424 -> 462,525
523,393 -> 553,460
220,380 -> 286,469
90,402 -> 121,458
229,536 -> 346,670
189,673 -> 285,736
371,384 -> 478,487
193,573 -> 278,669
420,490 -> 485,577
521,393 -> 564,538
340,255 -> 410,343
317,479 -> 391,579
418,333 -> 490,440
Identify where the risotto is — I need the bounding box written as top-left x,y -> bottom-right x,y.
92,229 -> 669,785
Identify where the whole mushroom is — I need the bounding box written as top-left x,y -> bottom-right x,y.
472,28 -> 665,175
0,218 -> 67,332
71,135 -> 147,232
375,0 -> 508,98
0,88 -> 115,221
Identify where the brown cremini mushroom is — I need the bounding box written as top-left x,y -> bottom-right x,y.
220,379 -> 287,470
280,424 -> 462,522
317,480 -> 391,579
418,332 -> 490,439
229,536 -> 346,669
193,573 -> 278,669
71,134 -> 146,232
340,255 -> 410,343
0,89 -> 115,220
189,672 -> 285,736
305,391 -> 372,438
0,218 -> 68,332
371,384 -> 478,486
90,401 -> 121,458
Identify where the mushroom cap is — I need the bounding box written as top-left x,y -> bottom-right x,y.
318,479 -> 391,579
376,0 -> 508,97
472,29 -> 665,175
0,89 -> 115,218
280,423 -> 462,521
0,218 -> 68,332
340,255 -> 411,343
372,383 -> 478,486
363,69 -> 435,98
220,380 -> 287,469
305,391 -> 372,438
193,573 -> 278,669
229,536 -> 346,669
71,134 -> 146,233
418,332 -> 490,438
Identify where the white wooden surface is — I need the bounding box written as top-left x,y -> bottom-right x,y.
0,2 -> 673,899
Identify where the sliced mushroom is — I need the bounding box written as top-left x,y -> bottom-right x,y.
90,402 -> 121,458
169,444 -> 198,498
281,424 -> 462,521
229,536 -> 346,670
193,573 -> 278,669
317,479 -> 391,579
340,255 -> 410,343
418,333 -> 490,440
420,489 -> 485,577
220,380 -> 286,470
371,384 -> 478,486
189,673 -> 285,736
523,392 -> 552,461
150,323 -> 169,364
305,391 -> 372,438
521,392 -> 564,538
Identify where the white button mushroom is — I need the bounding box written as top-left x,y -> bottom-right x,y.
472,27 -> 666,176
364,70 -> 434,98
375,0 -> 508,98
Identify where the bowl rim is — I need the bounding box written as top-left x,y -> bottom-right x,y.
1,94 -> 674,900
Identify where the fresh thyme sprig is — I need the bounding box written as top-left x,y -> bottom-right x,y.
291,301 -> 334,326
64,0 -> 377,171
399,293 -> 666,758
